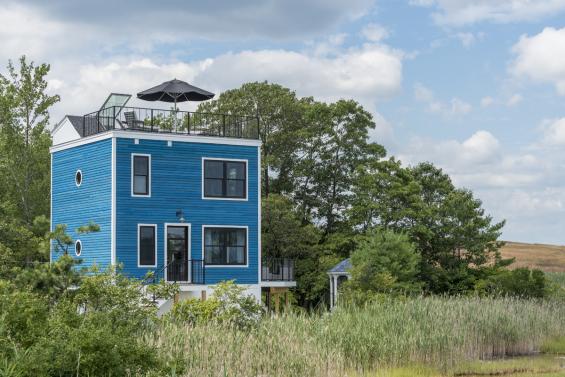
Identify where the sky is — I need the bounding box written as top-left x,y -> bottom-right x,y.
1,0 -> 565,244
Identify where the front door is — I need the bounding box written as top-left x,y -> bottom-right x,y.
166,225 -> 190,282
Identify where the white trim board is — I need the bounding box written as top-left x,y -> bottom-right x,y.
111,137 -> 116,265
201,157 -> 249,202
201,225 -> 249,268
131,153 -> 151,197
50,130 -> 261,153
257,146 -> 262,284
137,224 -> 158,268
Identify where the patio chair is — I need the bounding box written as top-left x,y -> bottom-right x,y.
124,111 -> 146,130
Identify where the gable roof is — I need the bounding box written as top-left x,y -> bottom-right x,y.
329,258 -> 351,274
66,116 -> 85,137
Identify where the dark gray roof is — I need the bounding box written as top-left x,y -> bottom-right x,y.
329,258 -> 351,273
66,115 -> 85,137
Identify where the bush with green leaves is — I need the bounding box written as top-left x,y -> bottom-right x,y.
168,280 -> 263,330
347,229 -> 422,296
477,267 -> 548,298
0,257 -> 163,376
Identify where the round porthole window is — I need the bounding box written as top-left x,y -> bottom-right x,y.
75,170 -> 82,187
75,240 -> 82,256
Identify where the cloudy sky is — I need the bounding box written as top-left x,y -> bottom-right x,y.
2,0 -> 565,244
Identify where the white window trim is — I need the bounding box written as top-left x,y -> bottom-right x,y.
164,223 -> 192,282
131,153 -> 151,197
137,224 -> 157,268
201,157 -> 248,201
202,225 -> 249,268
75,169 -> 82,187
75,239 -> 82,256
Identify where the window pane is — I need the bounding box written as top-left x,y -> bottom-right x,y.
204,228 -> 246,265
204,179 -> 223,197
134,176 -> 147,194
235,229 -> 246,246
134,156 -> 148,175
205,246 -> 224,264
227,246 -> 245,264
226,180 -> 244,198
139,226 -> 155,266
205,161 -> 223,178
226,162 -> 245,179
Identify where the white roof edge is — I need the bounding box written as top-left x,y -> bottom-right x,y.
50,130 -> 262,153
51,116 -> 70,135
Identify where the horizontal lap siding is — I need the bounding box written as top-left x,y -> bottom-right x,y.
51,139 -> 112,269
116,138 -> 259,284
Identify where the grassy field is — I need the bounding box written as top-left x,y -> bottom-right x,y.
500,241 -> 565,272
149,296 -> 565,377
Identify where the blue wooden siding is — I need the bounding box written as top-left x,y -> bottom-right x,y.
115,138 -> 259,284
51,139 -> 112,269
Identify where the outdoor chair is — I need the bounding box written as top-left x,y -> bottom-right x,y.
123,111 -> 146,130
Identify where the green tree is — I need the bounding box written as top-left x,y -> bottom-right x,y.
348,229 -> 422,294
197,82 -> 305,196
262,194 -> 319,259
292,100 -> 386,235
0,56 -> 59,225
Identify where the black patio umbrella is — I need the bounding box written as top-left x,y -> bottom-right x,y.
137,79 -> 215,110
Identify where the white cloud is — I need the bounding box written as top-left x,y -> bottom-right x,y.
3,0 -> 375,42
506,93 -> 523,107
411,0 -> 565,26
46,42 -> 403,136
481,96 -> 494,107
450,98 -> 472,115
361,23 -> 389,42
541,118 -> 565,146
413,83 -> 472,116
399,130 -> 500,172
413,83 -> 435,102
454,32 -> 485,47
510,27 -> 565,95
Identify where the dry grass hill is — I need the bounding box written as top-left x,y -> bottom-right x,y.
500,241 -> 565,272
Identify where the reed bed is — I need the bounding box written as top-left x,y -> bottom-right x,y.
148,296 -> 565,377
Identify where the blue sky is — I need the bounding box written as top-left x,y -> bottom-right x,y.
2,0 -> 565,244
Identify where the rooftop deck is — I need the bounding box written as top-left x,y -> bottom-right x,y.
81,106 -> 260,140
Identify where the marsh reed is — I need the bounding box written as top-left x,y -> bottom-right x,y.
148,296 -> 565,376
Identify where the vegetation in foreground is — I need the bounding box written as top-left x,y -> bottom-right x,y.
150,296 -> 565,377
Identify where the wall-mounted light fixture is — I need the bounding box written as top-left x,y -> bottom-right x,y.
176,209 -> 185,223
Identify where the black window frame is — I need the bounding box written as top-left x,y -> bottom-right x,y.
132,154 -> 150,196
203,159 -> 247,199
204,227 -> 247,266
138,225 -> 157,267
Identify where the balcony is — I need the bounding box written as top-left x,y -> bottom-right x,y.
261,258 -> 295,282
81,106 -> 260,140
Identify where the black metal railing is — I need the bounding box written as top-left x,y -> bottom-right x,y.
261,258 -> 295,282
82,106 -> 259,140
142,259 -> 205,286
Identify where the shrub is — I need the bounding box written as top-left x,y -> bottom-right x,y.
169,297 -> 219,325
481,268 -> 548,298
213,280 -> 264,329
348,229 -> 422,295
0,261 -> 160,376
168,280 -> 263,330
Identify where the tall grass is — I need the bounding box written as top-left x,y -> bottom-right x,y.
149,296 -> 565,377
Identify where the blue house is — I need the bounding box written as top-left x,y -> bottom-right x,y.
50,94 -> 295,306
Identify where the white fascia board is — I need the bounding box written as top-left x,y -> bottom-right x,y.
50,130 -> 262,153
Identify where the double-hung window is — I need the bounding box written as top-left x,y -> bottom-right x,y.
132,154 -> 150,196
204,227 -> 247,266
203,159 -> 246,199
138,225 -> 156,267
